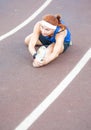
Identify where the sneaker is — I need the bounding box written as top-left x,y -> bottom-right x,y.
36,46 -> 47,61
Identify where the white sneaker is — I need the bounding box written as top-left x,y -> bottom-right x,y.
70,41 -> 73,45
36,46 -> 47,61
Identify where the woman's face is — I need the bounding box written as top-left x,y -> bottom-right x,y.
40,25 -> 54,36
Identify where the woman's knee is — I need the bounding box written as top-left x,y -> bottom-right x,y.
24,34 -> 32,46
24,37 -> 28,44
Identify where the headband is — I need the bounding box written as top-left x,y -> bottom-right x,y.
41,20 -> 57,30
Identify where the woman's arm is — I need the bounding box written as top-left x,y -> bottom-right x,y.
28,22 -> 41,56
33,30 -> 66,67
44,30 -> 66,64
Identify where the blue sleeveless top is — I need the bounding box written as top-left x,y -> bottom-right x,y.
44,25 -> 71,44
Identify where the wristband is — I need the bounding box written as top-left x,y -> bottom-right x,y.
33,53 -> 37,59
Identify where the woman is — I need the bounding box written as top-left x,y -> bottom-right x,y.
25,14 -> 72,67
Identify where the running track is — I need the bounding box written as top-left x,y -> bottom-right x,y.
0,0 -> 91,130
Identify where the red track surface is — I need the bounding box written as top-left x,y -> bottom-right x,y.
0,0 -> 91,130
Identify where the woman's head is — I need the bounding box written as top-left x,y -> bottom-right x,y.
42,14 -> 60,26
40,14 -> 66,36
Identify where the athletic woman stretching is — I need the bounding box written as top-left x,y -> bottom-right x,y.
25,14 -> 72,67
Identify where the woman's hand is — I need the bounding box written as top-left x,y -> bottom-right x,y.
33,58 -> 47,67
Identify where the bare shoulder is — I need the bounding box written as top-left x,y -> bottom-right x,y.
56,29 -> 67,39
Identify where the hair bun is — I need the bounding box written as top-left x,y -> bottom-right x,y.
56,14 -> 61,23
56,15 -> 61,19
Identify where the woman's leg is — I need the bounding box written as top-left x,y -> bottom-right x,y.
24,33 -> 32,46
63,43 -> 70,53
24,33 -> 42,46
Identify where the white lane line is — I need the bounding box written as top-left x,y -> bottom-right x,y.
15,48 -> 91,130
0,0 -> 53,41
